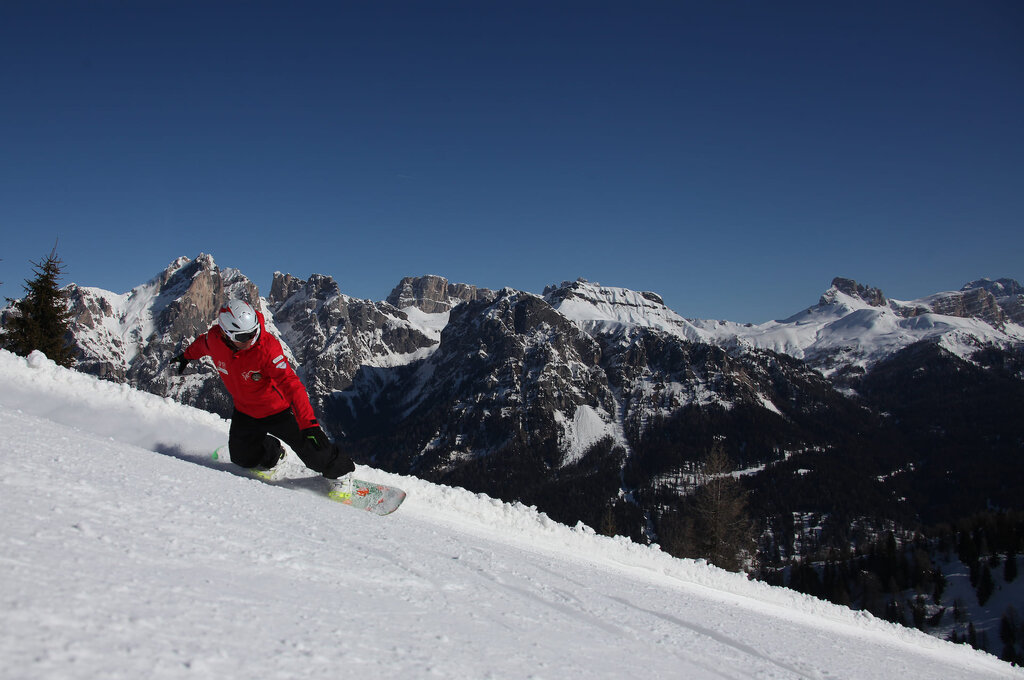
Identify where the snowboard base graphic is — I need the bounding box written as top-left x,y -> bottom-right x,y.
324,475 -> 407,515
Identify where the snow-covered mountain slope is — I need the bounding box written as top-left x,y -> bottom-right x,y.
1,349 -> 1018,679
546,279 -> 712,343
539,277 -> 1024,382
691,278 -> 1024,378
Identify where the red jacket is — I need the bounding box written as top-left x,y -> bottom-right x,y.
183,311 -> 318,428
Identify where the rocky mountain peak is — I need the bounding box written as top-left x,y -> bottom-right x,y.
386,275 -> 494,314
824,277 -> 887,307
962,278 -> 1024,298
268,272 -> 305,304
159,255 -> 260,336
58,254 -> 259,415
544,278 -> 665,311
959,278 -> 1024,325
269,271 -> 344,307
926,287 -> 1005,327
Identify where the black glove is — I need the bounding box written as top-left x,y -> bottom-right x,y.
302,426 -> 330,451
172,354 -> 189,375
325,449 -> 355,479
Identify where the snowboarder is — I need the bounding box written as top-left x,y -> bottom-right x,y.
171,299 -> 355,483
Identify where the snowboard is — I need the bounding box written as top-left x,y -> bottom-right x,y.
323,475 -> 407,516
212,447 -> 406,516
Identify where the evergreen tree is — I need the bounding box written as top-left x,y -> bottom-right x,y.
977,564 -> 995,607
953,598 -> 966,624
599,503 -> 618,537
689,443 -> 757,572
911,595 -> 927,630
789,562 -> 823,597
859,570 -> 885,618
1001,606 -> 1019,665
884,597 -> 907,626
933,568 -> 947,603
958,527 -> 979,567
1,248 -> 74,367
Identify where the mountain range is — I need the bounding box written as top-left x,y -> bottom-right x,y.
12,255 -> 1024,552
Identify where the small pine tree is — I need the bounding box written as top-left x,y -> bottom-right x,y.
1,247 -> 74,367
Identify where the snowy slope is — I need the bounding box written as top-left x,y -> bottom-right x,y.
694,286 -> 1024,376
1,349 -> 1019,679
549,280 -> 712,343
546,278 -> 1024,381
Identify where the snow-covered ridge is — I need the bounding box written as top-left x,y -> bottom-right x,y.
0,347 -> 1017,679
546,279 -> 711,343
541,276 -> 1023,378
692,281 -> 1024,376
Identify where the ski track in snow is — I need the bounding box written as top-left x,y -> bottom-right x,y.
1,350 -> 1020,680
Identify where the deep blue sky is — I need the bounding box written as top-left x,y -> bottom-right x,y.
2,1 -> 1021,323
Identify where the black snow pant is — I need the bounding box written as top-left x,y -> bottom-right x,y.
228,407 -> 354,479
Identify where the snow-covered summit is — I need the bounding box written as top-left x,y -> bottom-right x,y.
967,277 -> 1023,293
527,275 -> 1024,380
693,277 -> 1024,377
545,278 -> 711,343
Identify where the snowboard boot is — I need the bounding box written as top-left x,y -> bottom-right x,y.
253,436 -> 287,481
327,474 -> 354,502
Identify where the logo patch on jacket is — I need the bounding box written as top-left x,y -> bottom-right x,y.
243,370 -> 262,382
272,354 -> 287,370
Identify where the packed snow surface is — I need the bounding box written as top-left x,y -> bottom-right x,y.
1,349 -> 1019,679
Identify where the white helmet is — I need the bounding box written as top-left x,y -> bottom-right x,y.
218,299 -> 260,344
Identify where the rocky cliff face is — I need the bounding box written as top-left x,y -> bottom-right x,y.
64,254 -> 258,416
958,278 -> 1024,325
336,289 -> 613,467
926,287 -> 1006,326
265,271 -> 438,422
828,277 -> 887,307
385,275 -> 495,313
